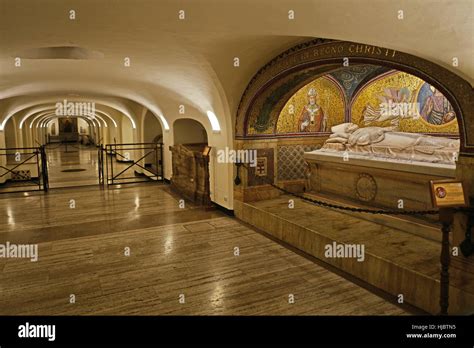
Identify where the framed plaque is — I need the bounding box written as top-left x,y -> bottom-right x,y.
430,180 -> 467,208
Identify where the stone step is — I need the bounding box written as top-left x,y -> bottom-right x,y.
303,192 -> 441,243
234,196 -> 473,314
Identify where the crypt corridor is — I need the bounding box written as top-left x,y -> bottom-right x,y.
0,185 -> 417,315
0,0 -> 473,317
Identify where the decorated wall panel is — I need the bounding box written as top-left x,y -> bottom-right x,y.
277,144 -> 321,181
246,66 -> 460,192
351,71 -> 459,134
245,65 -> 459,138
246,67 -> 332,135
234,38 -> 472,203
276,76 -> 345,134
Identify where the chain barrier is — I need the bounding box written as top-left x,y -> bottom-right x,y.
271,182 -> 474,316
454,206 -> 474,213
271,183 -> 442,216
271,183 -> 474,216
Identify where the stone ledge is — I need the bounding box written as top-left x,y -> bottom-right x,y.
304,150 -> 456,177
234,197 -> 474,314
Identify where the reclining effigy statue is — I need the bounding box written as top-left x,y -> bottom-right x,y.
318,123 -> 459,165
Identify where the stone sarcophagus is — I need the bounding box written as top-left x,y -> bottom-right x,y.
303,123 -> 458,211
304,151 -> 455,211
169,143 -> 211,206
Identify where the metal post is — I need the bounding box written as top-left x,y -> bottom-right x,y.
160,143 -> 164,181
35,148 -> 41,191
438,208 -> 453,315
44,146 -> 49,192
40,145 -> 49,192
106,145 -> 109,185
110,144 -> 114,185
98,146 -> 102,185
156,143 -> 160,180
101,145 -> 104,185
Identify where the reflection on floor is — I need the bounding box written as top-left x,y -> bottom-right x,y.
0,184 -> 416,315
46,143 -> 99,188
46,143 -> 149,188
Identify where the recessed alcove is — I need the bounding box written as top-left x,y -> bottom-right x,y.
233,39 -> 474,314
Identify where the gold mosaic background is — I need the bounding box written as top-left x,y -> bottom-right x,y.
351,71 -> 459,134
276,76 -> 345,133
247,70 -> 303,135
247,89 -> 278,135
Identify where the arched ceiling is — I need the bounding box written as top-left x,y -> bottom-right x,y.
0,0 -> 472,133
17,104 -> 115,129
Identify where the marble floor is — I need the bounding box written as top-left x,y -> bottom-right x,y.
0,144 -> 159,193
46,143 -> 149,188
0,184 -> 418,315
235,194 -> 449,314
46,143 -> 100,188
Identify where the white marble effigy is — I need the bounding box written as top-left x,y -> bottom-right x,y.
303,123 -> 458,211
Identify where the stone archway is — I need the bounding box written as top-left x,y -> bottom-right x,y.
234,38 -> 474,315
236,39 -> 473,154
173,118 -> 208,145
170,118 -> 211,205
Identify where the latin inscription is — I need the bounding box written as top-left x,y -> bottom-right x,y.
274,43 -> 397,71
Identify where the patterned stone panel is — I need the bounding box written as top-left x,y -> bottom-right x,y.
277,145 -> 321,181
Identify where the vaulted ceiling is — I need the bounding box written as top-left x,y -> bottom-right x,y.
0,0 -> 472,134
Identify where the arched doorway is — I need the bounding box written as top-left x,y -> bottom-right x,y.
4,118 -> 17,149
44,116 -> 99,188
171,118 -> 210,205
0,119 -> 18,186
143,110 -> 163,170
173,118 -> 208,145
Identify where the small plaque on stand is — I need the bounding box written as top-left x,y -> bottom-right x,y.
430,180 -> 466,208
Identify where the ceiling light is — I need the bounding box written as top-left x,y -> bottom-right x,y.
206,111 -> 221,132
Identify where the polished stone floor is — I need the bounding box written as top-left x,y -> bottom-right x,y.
46,143 -> 147,188
0,143 -> 159,193
46,143 -> 100,188
0,184 -> 415,315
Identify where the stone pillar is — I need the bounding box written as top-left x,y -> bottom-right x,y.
17,128 -> 24,148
